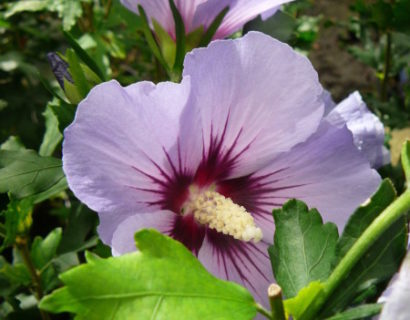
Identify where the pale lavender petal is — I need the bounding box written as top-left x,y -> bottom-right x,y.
212,0 -> 295,39
326,91 -> 390,168
198,230 -> 272,307
183,32 -> 324,179
227,122 -> 381,232
111,210 -> 176,255
380,252 -> 410,320
63,78 -> 202,217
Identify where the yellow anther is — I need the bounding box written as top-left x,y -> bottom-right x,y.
183,187 -> 263,243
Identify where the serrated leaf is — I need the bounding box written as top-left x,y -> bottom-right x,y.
269,199 -> 339,298
380,251 -> 410,320
325,303 -> 382,320
40,229 -> 257,320
335,180 -> 397,261
39,104 -> 62,157
0,150 -> 66,201
284,281 -> 325,320
31,228 -> 62,269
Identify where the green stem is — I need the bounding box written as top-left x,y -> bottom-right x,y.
16,237 -> 51,320
381,32 -> 392,102
303,189 -> 410,320
268,284 -> 286,320
256,303 -> 272,320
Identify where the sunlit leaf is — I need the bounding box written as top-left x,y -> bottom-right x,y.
40,229 -> 258,320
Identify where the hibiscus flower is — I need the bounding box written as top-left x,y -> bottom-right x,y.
62,32 -> 381,305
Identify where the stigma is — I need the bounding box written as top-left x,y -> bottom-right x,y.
182,186 -> 263,243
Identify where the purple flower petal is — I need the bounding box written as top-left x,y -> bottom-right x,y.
212,0 -> 294,39
63,78 -> 202,217
110,210 -> 176,255
183,32 -> 324,179
122,0 -> 294,39
325,91 -> 390,168
234,122 -> 381,232
198,230 -> 272,307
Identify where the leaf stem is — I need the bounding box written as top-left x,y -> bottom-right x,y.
381,31 -> 392,102
256,303 -> 273,319
302,189 -> 410,320
16,237 -> 50,320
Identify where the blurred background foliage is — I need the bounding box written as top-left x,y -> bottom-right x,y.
0,0 -> 409,319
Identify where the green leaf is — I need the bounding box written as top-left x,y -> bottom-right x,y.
169,0 -> 186,73
31,228 -> 62,270
0,136 -> 25,151
0,256 -> 31,294
40,229 -> 257,320
63,31 -> 105,82
0,149 -> 67,201
153,19 -> 177,68
5,0 -> 48,18
401,140 -> 410,185
138,5 -> 169,74
379,251 -> 410,319
199,6 -> 229,47
48,99 -> 76,133
66,49 -> 90,99
0,198 -> 33,250
335,180 -> 397,262
319,189 -> 407,316
269,199 -> 339,298
39,104 -> 62,157
284,281 -> 325,320
57,203 -> 98,254
325,304 -> 382,320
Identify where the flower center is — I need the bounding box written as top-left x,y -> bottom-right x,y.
182,186 -> 263,243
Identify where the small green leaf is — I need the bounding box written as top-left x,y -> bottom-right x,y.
269,199 -> 339,298
169,0 -> 186,73
39,104 -> 63,157
40,229 -> 257,320
401,140 -> 410,185
66,49 -> 90,99
153,19 -> 177,68
63,31 -> 105,82
284,281 -> 325,320
0,136 -> 25,151
48,99 -> 76,133
335,179 -> 397,262
138,5 -> 170,73
5,0 -> 48,18
325,304 -> 382,320
0,149 -> 67,201
31,228 -> 62,269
